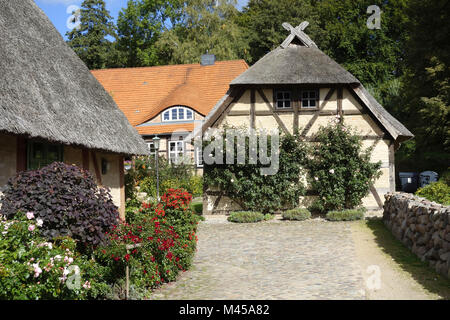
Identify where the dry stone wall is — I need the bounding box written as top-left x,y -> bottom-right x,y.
383,192 -> 450,278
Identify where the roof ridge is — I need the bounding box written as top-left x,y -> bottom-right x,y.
91,59 -> 248,72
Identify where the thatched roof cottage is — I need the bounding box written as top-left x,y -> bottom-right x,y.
0,0 -> 148,219
202,22 -> 414,214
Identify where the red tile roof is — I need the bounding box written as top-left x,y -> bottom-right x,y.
136,123 -> 196,136
91,60 -> 249,133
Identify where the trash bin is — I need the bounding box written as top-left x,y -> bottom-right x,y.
399,172 -> 419,193
419,171 -> 439,188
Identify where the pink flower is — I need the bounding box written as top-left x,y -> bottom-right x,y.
28,225 -> 35,232
26,212 -> 34,220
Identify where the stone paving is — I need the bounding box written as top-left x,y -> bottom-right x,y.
149,215 -> 366,300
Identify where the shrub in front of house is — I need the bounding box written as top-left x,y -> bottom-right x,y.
0,212 -> 107,300
306,123 -> 382,213
204,127 -> 307,213
325,208 -> 365,221
0,162 -> 119,247
415,181 -> 450,205
94,189 -> 200,297
227,211 -> 265,223
282,208 -> 311,221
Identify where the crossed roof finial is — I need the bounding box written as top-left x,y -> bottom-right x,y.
280,21 -> 317,49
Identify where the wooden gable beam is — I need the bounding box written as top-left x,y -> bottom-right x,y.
301,88 -> 335,137
256,88 -> 290,135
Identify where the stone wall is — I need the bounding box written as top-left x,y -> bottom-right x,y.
383,192 -> 450,278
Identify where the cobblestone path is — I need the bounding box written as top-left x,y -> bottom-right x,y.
150,216 -> 365,300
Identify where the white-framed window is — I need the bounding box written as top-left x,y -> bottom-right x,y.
147,142 -> 156,155
301,90 -> 318,108
275,91 -> 292,109
162,106 -> 194,122
195,146 -> 203,168
168,141 -> 184,164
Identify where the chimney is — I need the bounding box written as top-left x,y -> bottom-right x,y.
201,54 -> 216,66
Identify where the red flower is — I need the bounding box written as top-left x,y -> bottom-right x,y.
124,254 -> 130,262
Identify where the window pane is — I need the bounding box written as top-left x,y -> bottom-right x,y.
179,108 -> 185,120
47,145 -> 60,162
310,91 -> 316,98
310,100 -> 316,107
170,142 -> 175,151
277,92 -> 283,100
187,110 -> 193,119
285,100 -> 291,108
172,108 -> 178,120
277,101 -> 284,108
302,92 -> 308,99
302,100 -> 309,107
163,111 -> 169,121
284,92 -> 290,99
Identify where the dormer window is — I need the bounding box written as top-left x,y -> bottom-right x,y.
162,106 -> 194,122
275,91 -> 292,109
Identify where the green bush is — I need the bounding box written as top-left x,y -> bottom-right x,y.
306,123 -> 382,213
282,208 -> 311,221
326,208 -> 365,221
415,181 -> 450,205
227,211 -> 265,223
191,202 -> 203,215
0,212 -> 106,300
187,175 -> 203,197
204,127 -> 307,213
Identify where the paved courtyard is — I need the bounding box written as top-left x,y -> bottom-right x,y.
150,216 -> 366,300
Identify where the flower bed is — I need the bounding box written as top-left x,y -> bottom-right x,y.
0,188 -> 200,300
282,208 -> 311,221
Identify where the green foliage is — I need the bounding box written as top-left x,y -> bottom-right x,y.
306,123 -> 382,213
125,155 -> 203,201
227,211 -> 265,223
415,181 -> 450,205
66,0 -> 118,69
204,127 -> 307,213
282,208 -> 311,221
155,0 -> 249,64
326,208 -> 365,221
93,189 -> 199,298
190,202 -> 203,215
0,213 -> 102,300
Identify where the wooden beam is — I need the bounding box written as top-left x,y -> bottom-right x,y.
369,184 -> 384,209
256,88 -> 290,135
337,87 -> 343,122
250,89 -> 256,129
389,141 -> 396,192
119,156 -> 125,221
82,149 -> 89,171
301,88 -> 335,137
91,151 -> 102,185
16,136 -> 27,173
204,88 -> 245,130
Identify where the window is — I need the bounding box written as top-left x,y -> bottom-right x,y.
162,106 -> 194,122
147,142 -> 156,155
27,141 -> 63,170
275,91 -> 292,109
301,90 -> 318,108
168,141 -> 184,164
195,146 -> 203,168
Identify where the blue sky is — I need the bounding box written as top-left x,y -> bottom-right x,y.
35,0 -> 249,39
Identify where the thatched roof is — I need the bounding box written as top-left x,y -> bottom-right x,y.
230,45 -> 360,86
0,0 -> 148,155
227,21 -> 413,142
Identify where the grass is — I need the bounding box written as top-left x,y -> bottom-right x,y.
363,218 -> 450,299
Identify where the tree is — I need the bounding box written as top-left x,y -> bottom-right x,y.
394,0 -> 450,174
116,0 -> 184,67
155,0 -> 249,65
66,0 -> 117,70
